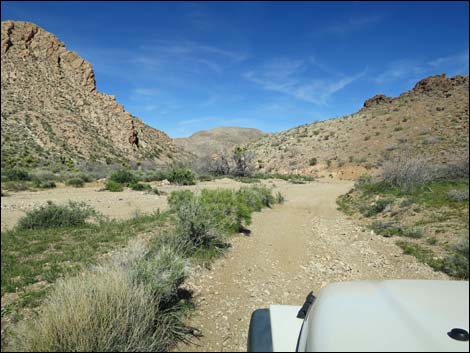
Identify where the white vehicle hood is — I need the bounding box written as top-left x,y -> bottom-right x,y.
297,280 -> 469,352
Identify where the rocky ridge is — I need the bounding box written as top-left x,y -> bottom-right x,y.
248,74 -> 469,179
1,20 -> 187,170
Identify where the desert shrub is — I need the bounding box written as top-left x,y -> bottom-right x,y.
34,180 -> 56,189
168,190 -> 195,212
354,174 -> 373,189
200,189 -> 252,233
105,180 -> 124,192
237,185 -> 275,211
142,170 -> 169,182
360,198 -> 393,217
401,227 -> 423,238
130,182 -> 152,191
437,156 -> 469,181
2,181 -> 29,191
2,168 -> 31,181
439,237 -> 469,279
309,158 -> 317,166
232,146 -> 256,177
192,155 -> 230,176
109,169 -> 138,185
167,168 -> 196,185
11,268 -> 170,352
174,198 -> 221,249
31,170 -> 57,182
447,189 -> 469,202
149,187 -> 164,195
17,201 -> 101,230
275,191 -> 285,204
197,174 -> 215,182
169,187 -> 279,246
66,177 -> 85,187
370,221 -> 423,238
382,157 -> 437,193
129,245 -> 188,307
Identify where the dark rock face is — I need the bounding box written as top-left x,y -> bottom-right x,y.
363,94 -> 393,108
412,74 -> 469,95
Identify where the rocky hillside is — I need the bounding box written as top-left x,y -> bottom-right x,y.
249,74 -> 469,179
1,20 -> 187,171
174,126 -> 264,158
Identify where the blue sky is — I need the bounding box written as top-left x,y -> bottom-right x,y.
2,1 -> 469,137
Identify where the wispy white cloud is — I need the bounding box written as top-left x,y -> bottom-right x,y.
244,58 -> 366,105
374,59 -> 426,84
132,88 -> 160,97
137,39 -> 248,72
375,50 -> 469,84
428,50 -> 469,71
177,117 -> 217,126
317,14 -> 384,36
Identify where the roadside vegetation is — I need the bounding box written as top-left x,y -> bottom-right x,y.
2,185 -> 283,351
1,147 -> 313,197
337,155 -> 469,279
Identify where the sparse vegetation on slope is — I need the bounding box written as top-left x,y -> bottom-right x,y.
248,74 -> 469,178
337,155 -> 469,279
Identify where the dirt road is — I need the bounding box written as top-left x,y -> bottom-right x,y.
177,179 -> 448,352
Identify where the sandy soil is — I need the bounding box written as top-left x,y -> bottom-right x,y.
176,179 -> 448,352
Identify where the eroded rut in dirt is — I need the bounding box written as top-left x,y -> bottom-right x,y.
177,179 -> 447,352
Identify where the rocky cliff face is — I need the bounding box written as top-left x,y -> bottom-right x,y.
1,20 -> 187,170
248,74 -> 469,179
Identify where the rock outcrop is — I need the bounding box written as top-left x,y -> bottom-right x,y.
363,94 -> 393,108
1,20 -> 188,169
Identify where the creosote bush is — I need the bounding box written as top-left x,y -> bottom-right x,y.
105,180 -> 124,192
168,186 -> 282,254
66,177 -> 85,187
17,201 -> 101,230
166,168 -> 196,185
108,169 -> 138,185
130,182 -> 152,191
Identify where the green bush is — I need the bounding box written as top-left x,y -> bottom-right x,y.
149,187 -> 164,195
34,180 -> 56,189
168,186 -> 281,248
2,181 -> 29,191
168,190 -> 195,211
355,174 -> 373,189
66,177 -> 85,188
130,182 -> 152,191
109,169 -> 137,184
237,185 -> 275,212
360,198 -> 393,217
276,191 -> 285,204
106,180 -> 124,192
371,221 -> 423,238
167,168 -> 196,185
2,168 -> 31,181
200,189 -> 252,233
174,198 -> 221,250
439,237 -> 469,279
142,170 -> 169,182
17,201 -> 101,230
